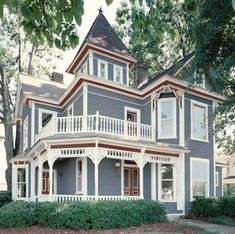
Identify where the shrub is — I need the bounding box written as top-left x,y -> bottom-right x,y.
190,197 -> 221,217
210,216 -> 235,227
0,193 -> 11,208
0,200 -> 167,229
219,196 -> 235,217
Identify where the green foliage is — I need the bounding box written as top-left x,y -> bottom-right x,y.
210,216 -> 235,227
190,197 -> 221,217
0,192 -> 11,208
0,200 -> 167,229
190,196 -> 235,218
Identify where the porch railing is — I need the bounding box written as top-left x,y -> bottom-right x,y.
35,112 -> 153,142
35,195 -> 142,202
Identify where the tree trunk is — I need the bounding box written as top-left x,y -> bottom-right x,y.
0,64 -> 15,191
27,45 -> 35,75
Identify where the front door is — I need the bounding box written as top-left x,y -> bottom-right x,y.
124,167 -> 139,196
42,171 -> 54,194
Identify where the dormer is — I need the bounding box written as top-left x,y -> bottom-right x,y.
66,11 -> 137,86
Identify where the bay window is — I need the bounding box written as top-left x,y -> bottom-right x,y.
98,60 -> 107,79
159,164 -> 175,201
158,98 -> 176,138
191,158 -> 209,200
191,101 -> 208,142
16,166 -> 28,199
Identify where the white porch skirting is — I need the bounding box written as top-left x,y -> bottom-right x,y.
35,195 -> 142,202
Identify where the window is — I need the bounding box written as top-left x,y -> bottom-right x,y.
124,107 -> 141,137
81,62 -> 88,74
67,104 -> 74,117
160,164 -> 175,201
215,171 -> 219,187
23,116 -> 28,151
38,110 -> 56,132
158,98 -> 177,139
114,65 -> 123,83
76,159 -> 83,194
17,167 -> 28,199
191,158 -> 209,200
98,60 -> 107,79
194,71 -> 206,88
191,101 -> 208,142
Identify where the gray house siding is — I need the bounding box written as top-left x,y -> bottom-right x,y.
87,158 -> 95,195
184,92 -> 214,211
216,167 -> 223,197
93,53 -> 127,85
22,104 -> 30,152
144,163 -> 151,199
88,85 -> 151,125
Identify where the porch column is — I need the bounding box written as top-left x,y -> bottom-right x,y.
48,162 -> 54,198
38,161 -> 43,197
30,162 -> 36,200
139,165 -> 144,199
94,159 -> 99,197
151,163 -> 157,200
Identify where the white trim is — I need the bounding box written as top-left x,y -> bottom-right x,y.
179,92 -> 185,146
75,158 -> 86,195
113,65 -> 123,84
67,103 -> 74,117
89,50 -> 93,76
30,102 -> 35,146
38,109 -> 57,133
190,157 -> 210,201
13,164 -> 29,201
83,83 -> 88,117
23,116 -> 28,152
215,171 -> 219,187
126,63 -> 129,86
190,100 -> 209,142
121,159 -> 124,196
98,59 -> 108,79
158,163 -> 177,202
124,106 -> 141,124
158,98 -> 177,139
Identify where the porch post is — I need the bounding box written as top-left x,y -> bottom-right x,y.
94,159 -> 99,197
38,161 -> 43,197
151,163 -> 157,200
30,162 -> 36,201
48,163 -> 54,198
139,165 -> 144,199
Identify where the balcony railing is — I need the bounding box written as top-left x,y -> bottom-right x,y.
35,111 -> 153,142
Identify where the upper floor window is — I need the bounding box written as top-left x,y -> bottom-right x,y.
81,62 -> 88,74
114,65 -> 123,83
215,171 -> 219,187
191,158 -> 209,200
158,98 -> 177,139
160,164 -> 175,201
191,100 -> 208,142
67,103 -> 74,117
23,116 -> 28,151
194,71 -> 206,88
39,109 -> 56,132
98,60 -> 107,79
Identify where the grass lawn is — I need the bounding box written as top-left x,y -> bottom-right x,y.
0,222 -> 214,234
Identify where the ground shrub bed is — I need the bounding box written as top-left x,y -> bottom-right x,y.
0,200 -> 167,229
190,196 -> 235,218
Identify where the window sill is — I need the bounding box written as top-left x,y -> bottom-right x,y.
190,137 -> 209,143
75,192 -> 83,195
160,199 -> 177,203
157,137 -> 177,140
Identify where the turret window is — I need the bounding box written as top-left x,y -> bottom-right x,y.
98,60 -> 107,79
114,65 -> 123,83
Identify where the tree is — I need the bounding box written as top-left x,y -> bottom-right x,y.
0,13 -> 62,190
114,0 -> 195,79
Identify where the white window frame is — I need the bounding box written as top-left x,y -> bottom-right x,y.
158,98 -> 177,139
15,164 -> 28,200
194,71 -> 206,88
158,163 -> 176,202
38,109 -> 57,133
23,116 -> 28,152
75,158 -> 87,195
114,65 -> 123,84
67,103 -> 74,117
82,62 -> 88,74
190,100 -> 209,142
215,171 -> 219,187
98,59 -> 108,79
124,106 -> 141,124
190,157 -> 210,201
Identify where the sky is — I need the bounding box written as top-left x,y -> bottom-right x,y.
0,0 -> 122,189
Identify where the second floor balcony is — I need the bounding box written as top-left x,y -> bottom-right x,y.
35,111 -> 153,143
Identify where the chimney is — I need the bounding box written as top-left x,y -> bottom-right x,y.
136,61 -> 148,88
51,72 -> 63,84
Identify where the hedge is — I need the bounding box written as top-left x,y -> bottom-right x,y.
0,200 -> 167,229
190,196 -> 235,218
0,192 -> 11,208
